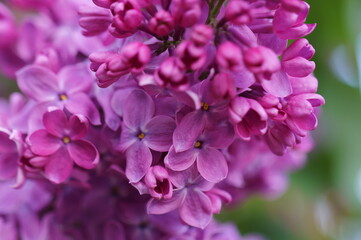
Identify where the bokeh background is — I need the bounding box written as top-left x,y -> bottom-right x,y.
1,0 -> 360,239
218,0 -> 361,239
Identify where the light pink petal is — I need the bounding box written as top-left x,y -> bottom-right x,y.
144,116 -> 176,152
164,146 -> 197,172
44,148 -> 73,184
125,141 -> 152,183
68,114 -> 89,140
29,129 -> 61,156
197,148 -> 228,183
58,63 -> 94,95
16,65 -> 59,102
65,93 -> 101,125
179,190 -> 212,229
147,190 -> 186,215
262,71 -> 292,97
123,89 -> 155,129
68,140 -> 99,169
43,108 -> 67,137
173,111 -> 205,152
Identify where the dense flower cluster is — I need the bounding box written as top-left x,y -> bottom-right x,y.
0,0 -> 323,239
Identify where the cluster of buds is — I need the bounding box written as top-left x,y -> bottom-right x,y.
0,0 -> 323,239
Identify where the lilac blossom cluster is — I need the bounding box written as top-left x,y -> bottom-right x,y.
0,0 -> 323,239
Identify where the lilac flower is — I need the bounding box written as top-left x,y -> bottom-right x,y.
149,10 -> 174,37
144,166 -> 173,200
147,167 -> 214,229
118,89 -> 176,183
16,64 -> 101,125
28,108 -> 99,183
165,124 -> 233,183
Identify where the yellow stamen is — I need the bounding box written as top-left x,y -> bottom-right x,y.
63,136 -> 71,144
201,102 -> 209,111
59,94 -> 68,101
194,141 -> 202,148
138,133 -> 145,139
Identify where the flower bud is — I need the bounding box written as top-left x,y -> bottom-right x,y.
211,73 -> 236,99
217,41 -> 243,72
190,24 -> 214,47
225,0 -> 252,25
154,57 -> 188,90
176,41 -> 206,71
144,166 -> 173,200
149,10 -> 174,37
170,0 -> 201,28
243,46 -> 280,80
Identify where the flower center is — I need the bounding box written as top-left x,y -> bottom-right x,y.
194,141 -> 203,148
62,136 -> 71,144
138,132 -> 145,140
59,94 -> 68,101
201,102 -> 209,111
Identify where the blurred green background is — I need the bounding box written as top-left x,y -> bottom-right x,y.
218,0 -> 361,239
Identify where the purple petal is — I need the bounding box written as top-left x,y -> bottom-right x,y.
0,153 -> 18,180
43,108 -> 67,138
294,113 -> 318,131
68,140 -> 99,169
262,71 -> 292,97
179,190 -> 212,229
125,141 -> 152,183
110,87 -> 134,117
144,116 -> 176,152
44,148 -> 73,184
123,89 -> 155,129
29,129 -> 61,156
119,126 -> 138,151
58,63 -> 93,95
68,114 -> 89,140
283,57 -> 315,78
173,111 -> 205,152
197,148 -> 228,183
164,146 -> 197,172
16,65 -> 59,102
147,190 -> 186,215
65,93 -> 101,125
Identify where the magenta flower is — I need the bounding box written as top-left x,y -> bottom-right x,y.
144,166 -> 173,200
28,108 -> 99,183
149,10 -> 174,37
118,89 -> 176,183
166,124 -> 233,183
16,64 -> 101,125
147,167 -> 214,229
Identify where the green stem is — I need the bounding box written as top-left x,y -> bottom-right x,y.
206,0 -> 226,26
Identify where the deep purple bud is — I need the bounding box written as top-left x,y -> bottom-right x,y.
170,0 -> 201,28
117,41 -> 151,73
243,46 -> 280,80
110,0 -> 143,36
225,0 -> 252,25
145,166 -> 173,200
211,73 -> 236,99
154,57 -> 188,90
149,10 -> 174,37
176,41 -> 206,71
217,41 -> 243,72
190,24 -> 214,47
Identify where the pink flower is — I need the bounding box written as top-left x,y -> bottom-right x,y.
28,109 -> 99,183
118,89 -> 176,183
16,64 -> 101,125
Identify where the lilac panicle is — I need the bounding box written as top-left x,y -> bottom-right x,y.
0,0 -> 323,238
